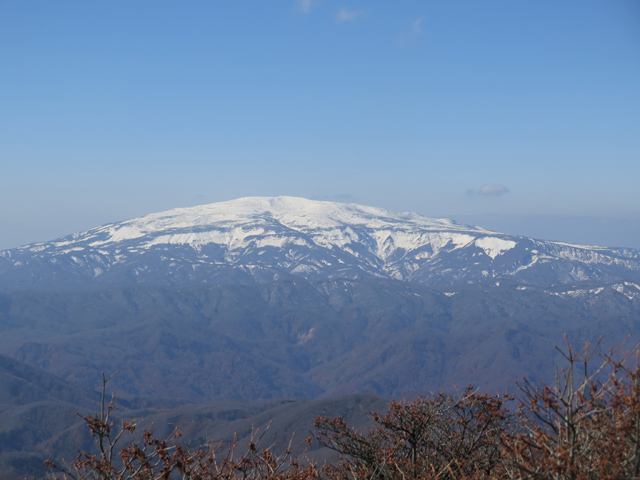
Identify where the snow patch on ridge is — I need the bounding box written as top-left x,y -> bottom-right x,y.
475,237 -> 516,259
449,234 -> 475,249
104,225 -> 146,244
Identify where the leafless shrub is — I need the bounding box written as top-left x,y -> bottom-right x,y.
46,336 -> 640,480
45,373 -> 320,480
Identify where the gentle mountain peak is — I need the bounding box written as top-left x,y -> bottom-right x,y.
1,196 -> 639,292
55,196 -> 486,249
116,196 -> 474,232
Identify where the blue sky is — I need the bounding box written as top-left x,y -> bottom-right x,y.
1,0 -> 639,250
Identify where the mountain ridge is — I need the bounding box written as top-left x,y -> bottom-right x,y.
1,196 -> 640,291
2,197 -> 640,478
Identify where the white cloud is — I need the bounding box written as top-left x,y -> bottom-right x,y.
476,184 -> 511,196
336,8 -> 362,23
397,15 -> 424,47
413,16 -> 424,34
296,0 -> 314,14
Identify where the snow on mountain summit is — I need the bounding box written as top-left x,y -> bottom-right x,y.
43,196 -> 490,256
1,196 -> 640,291
77,196 -> 483,246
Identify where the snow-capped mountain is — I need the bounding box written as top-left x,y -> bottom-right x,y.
1,196 -> 640,291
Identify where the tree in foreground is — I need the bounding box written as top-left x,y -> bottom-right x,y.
45,373 -> 320,480
502,335 -> 640,480
46,337 -> 640,480
314,387 -> 512,480
314,336 -> 640,480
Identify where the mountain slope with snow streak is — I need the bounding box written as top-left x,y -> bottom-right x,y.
1,196 -> 639,291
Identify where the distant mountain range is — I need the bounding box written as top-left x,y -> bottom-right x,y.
1,196 -> 640,291
2,197 -> 640,479
1,196 -> 639,401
